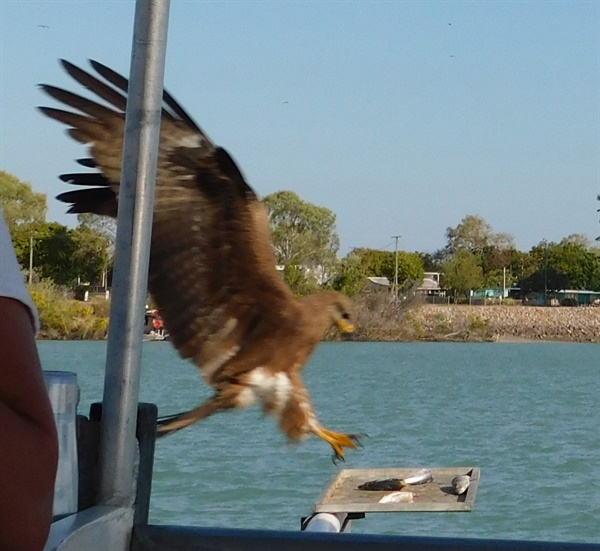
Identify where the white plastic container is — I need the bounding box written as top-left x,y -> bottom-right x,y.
44,370 -> 79,518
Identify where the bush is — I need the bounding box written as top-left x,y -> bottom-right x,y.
328,290 -> 424,341
28,279 -> 109,339
468,315 -> 489,332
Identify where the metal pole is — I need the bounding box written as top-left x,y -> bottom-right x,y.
98,0 -> 170,507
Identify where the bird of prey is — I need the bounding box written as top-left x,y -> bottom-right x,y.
39,60 -> 362,461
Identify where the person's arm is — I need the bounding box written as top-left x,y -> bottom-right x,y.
0,297 -> 58,551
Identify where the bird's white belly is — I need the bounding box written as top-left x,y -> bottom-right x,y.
236,367 -> 293,414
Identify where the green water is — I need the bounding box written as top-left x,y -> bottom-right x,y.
38,341 -> 600,543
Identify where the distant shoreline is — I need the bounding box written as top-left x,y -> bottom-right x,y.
493,335 -> 547,343
34,302 -> 599,343
346,303 -> 600,344
397,304 -> 599,343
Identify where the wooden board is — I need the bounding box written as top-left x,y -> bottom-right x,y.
314,467 -> 480,513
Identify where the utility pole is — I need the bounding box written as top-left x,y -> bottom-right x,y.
543,240 -> 548,306
28,235 -> 34,285
392,235 -> 401,299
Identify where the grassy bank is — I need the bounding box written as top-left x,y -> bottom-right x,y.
30,281 -> 109,340
350,297 -> 600,343
327,294 -> 599,343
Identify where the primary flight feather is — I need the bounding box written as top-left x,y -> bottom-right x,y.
40,60 -> 361,461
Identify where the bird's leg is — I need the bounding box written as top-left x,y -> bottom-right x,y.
156,395 -> 227,438
311,425 -> 363,462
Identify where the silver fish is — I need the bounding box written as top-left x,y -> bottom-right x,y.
401,468 -> 434,486
451,475 -> 470,495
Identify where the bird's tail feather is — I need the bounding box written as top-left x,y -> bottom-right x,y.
156,396 -> 226,438
156,410 -> 192,438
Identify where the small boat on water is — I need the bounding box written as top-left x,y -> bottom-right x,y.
142,331 -> 168,342
143,309 -> 169,341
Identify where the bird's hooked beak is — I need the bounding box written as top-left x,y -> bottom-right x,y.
337,318 -> 355,333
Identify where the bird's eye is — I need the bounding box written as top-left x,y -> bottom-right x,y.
341,312 -> 350,320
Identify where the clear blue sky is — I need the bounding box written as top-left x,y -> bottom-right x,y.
1,1 -> 598,255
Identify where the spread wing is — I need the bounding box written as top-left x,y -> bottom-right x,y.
40,60 -> 300,382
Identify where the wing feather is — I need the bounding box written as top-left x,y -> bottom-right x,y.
89,60 -> 206,135
41,60 -> 299,383
60,60 -> 128,111
40,85 -> 118,120
59,172 -> 110,186
38,107 -> 104,139
76,157 -> 97,168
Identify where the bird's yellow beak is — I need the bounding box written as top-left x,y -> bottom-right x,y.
337,319 -> 356,333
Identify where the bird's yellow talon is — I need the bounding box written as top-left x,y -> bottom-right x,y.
313,426 -> 363,461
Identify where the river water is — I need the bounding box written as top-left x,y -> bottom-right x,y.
37,341 -> 599,543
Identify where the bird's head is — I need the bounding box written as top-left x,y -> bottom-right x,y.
300,292 -> 356,339
321,292 -> 356,334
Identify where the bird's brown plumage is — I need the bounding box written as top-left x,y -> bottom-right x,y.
40,60 -> 361,461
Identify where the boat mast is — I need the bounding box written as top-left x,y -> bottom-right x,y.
97,0 -> 170,511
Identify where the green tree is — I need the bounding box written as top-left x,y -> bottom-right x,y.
9,220 -> 49,270
505,249 -> 536,286
21,222 -> 111,287
263,191 -> 340,293
0,171 -> 47,232
551,241 -> 600,290
597,194 -> 600,242
77,213 -> 116,253
445,214 -> 514,256
347,248 -> 424,285
77,213 -> 116,287
71,225 -> 110,285
520,240 -> 600,294
0,171 -> 48,277
442,249 -> 484,300
395,251 -> 425,285
479,246 -> 530,290
419,251 -> 445,273
1,171 -> 111,287
351,248 -> 395,279
331,252 -> 368,297
34,223 -> 78,285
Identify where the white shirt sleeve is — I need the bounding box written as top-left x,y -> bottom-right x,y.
0,209 -> 40,334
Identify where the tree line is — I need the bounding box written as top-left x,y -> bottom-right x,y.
2,170 -> 599,300
264,189 -> 600,300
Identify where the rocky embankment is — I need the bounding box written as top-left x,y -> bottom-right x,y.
410,305 -> 600,343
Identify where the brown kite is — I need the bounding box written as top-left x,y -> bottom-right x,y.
40,60 -> 361,461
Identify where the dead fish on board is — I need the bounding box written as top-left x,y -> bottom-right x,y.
358,469 -> 434,491
451,475 -> 470,495
358,478 -> 403,491
402,468 -> 434,485
378,491 -> 414,504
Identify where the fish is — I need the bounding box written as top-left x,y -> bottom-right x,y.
358,469 -> 434,491
358,478 -> 403,491
402,468 -> 434,485
451,475 -> 470,495
378,491 -> 414,504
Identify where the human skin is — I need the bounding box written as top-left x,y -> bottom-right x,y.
0,297 -> 58,551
